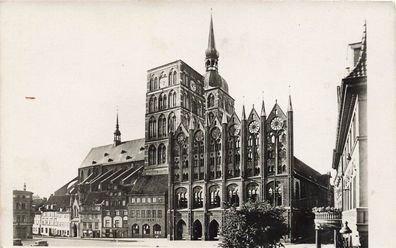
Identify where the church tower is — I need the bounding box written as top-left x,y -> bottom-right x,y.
144,60 -> 205,175
203,14 -> 235,123
113,113 -> 121,146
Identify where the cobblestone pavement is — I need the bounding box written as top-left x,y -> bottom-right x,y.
21,237 -> 334,248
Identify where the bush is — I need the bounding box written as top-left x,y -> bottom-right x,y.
221,201 -> 288,248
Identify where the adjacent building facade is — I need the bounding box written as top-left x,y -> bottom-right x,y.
13,187 -> 33,239
332,25 -> 368,247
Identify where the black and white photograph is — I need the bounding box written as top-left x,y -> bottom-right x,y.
1,1 -> 395,248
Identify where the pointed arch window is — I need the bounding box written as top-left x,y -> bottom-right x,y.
193,130 -> 204,180
148,145 -> 156,166
247,183 -> 259,202
169,90 -> 176,108
149,78 -> 154,91
227,184 -> 239,207
173,70 -> 177,85
193,186 -> 203,208
157,143 -> 166,164
175,187 -> 187,209
209,127 -> 221,179
154,77 -> 158,90
158,114 -> 166,137
168,70 -> 173,85
159,94 -> 164,110
267,182 -> 283,206
207,93 -> 215,108
168,112 -> 176,133
209,185 -> 221,208
149,116 -> 157,138
149,96 -> 155,113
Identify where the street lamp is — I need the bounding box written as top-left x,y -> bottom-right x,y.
339,221 -> 352,248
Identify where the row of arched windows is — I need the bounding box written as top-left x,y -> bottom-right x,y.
148,91 -> 177,113
174,183 -> 262,210
149,70 -> 178,92
148,143 -> 166,166
148,113 -> 177,139
131,223 -> 161,236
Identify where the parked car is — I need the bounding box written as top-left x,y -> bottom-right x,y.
31,240 -> 48,246
13,239 -> 23,246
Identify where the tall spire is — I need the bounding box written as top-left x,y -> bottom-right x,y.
114,111 -> 121,146
288,95 -> 293,112
242,105 -> 246,120
205,12 -> 219,71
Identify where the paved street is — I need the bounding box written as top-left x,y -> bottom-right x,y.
22,237 -> 334,248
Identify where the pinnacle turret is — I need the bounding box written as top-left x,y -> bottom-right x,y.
261,100 -> 266,116
288,95 -> 293,112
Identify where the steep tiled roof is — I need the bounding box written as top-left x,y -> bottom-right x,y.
46,195 -> 71,210
345,23 -> 367,80
54,177 -> 78,196
80,138 -> 145,168
81,192 -> 107,206
131,174 -> 168,194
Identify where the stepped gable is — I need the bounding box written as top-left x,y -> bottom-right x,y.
80,138 -> 145,168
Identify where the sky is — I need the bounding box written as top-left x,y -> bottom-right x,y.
0,2 -> 390,198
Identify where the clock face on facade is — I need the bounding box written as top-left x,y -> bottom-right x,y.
271,117 -> 283,131
249,120 -> 260,134
211,127 -> 221,140
190,80 -> 197,91
195,130 -> 204,142
177,133 -> 185,143
229,124 -> 240,136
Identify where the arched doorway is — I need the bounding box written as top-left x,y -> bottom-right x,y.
208,220 -> 219,240
131,224 -> 139,238
73,224 -> 77,237
142,224 -> 151,237
153,224 -> 161,238
176,220 -> 186,240
192,220 -> 202,240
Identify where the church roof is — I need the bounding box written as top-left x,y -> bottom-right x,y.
130,174 -> 168,195
204,70 -> 229,93
294,157 -> 328,186
54,177 -> 78,196
46,195 -> 71,211
80,138 -> 145,168
81,192 -> 107,206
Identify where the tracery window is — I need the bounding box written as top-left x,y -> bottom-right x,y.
148,116 -> 157,138
168,90 -> 176,108
175,187 -> 188,209
158,114 -> 166,137
193,186 -> 203,208
209,185 -> 221,208
168,112 -> 176,133
267,182 -> 283,206
247,183 -> 259,202
209,127 -> 221,179
227,184 -> 239,207
193,130 -> 204,180
157,143 -> 166,164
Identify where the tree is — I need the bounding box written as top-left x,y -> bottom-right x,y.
221,201 -> 288,248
